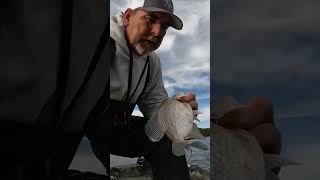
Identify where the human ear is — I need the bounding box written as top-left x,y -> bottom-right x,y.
123,8 -> 133,26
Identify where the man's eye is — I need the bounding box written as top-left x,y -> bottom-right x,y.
146,15 -> 154,23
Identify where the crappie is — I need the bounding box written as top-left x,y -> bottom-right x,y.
211,124 -> 300,180
145,97 -> 207,156
212,96 -> 300,180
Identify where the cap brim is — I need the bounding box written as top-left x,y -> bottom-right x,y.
139,7 -> 183,30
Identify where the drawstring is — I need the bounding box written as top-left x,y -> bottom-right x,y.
123,33 -> 150,103
124,33 -> 134,102
129,57 -> 150,101
114,34 -> 150,128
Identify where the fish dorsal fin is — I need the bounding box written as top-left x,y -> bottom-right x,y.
193,110 -> 201,122
184,143 -> 190,151
264,153 -> 301,169
185,123 -> 205,140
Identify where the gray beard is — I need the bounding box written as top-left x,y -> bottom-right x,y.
134,41 -> 156,56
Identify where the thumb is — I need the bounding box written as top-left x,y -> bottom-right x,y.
175,92 -> 195,102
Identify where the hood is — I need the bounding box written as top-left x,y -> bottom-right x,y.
110,12 -> 130,55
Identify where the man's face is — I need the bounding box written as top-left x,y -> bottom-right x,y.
123,8 -> 171,56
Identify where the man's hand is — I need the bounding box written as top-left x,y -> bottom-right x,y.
249,123 -> 281,154
218,107 -> 252,129
214,97 -> 281,155
218,97 -> 275,129
175,92 -> 198,110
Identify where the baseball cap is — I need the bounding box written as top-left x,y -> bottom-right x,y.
139,0 -> 183,30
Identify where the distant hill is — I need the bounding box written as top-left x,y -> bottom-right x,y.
199,128 -> 210,137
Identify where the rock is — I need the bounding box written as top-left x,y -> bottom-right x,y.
110,164 -> 209,180
190,165 -> 210,180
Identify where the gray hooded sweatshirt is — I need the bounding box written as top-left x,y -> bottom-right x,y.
110,13 -> 168,125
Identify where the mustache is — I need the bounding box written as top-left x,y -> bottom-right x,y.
144,36 -> 162,44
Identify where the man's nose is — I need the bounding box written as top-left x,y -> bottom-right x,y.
151,23 -> 164,37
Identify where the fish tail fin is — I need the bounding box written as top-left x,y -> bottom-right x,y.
264,153 -> 302,169
172,143 -> 185,157
185,123 -> 205,140
145,118 -> 166,142
184,143 -> 190,151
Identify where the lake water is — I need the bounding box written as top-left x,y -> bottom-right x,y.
185,137 -> 210,172
70,137 -> 210,174
111,137 -> 210,172
71,118 -> 320,179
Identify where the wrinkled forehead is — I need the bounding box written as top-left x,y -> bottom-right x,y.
135,8 -> 172,23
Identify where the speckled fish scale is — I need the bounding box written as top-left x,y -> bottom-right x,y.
160,98 -> 194,143
157,98 -> 194,156
211,123 -> 266,180
145,97 -> 199,156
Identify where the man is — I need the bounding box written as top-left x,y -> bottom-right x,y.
0,0 -> 110,179
88,0 -> 197,179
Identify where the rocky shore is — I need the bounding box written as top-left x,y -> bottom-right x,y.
110,164 -> 210,180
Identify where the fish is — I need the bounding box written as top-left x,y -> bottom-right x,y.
145,97 -> 208,156
211,123 -> 300,180
211,96 -> 300,180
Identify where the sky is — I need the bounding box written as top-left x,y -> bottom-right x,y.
111,0 -> 211,128
212,0 -> 320,179
70,0 -> 320,178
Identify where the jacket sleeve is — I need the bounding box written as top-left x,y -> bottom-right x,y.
137,53 -> 168,120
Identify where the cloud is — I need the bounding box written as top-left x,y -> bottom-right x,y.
212,0 -> 320,87
111,1 -> 125,15
132,107 -> 143,117
129,0 -> 144,9
111,0 -> 210,128
275,98 -> 320,119
160,35 -> 210,92
69,153 -> 106,174
213,0 -> 320,32
211,0 -> 320,122
158,34 -> 176,52
69,137 -> 105,174
111,0 -> 210,90
197,105 -> 210,128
